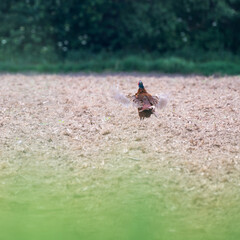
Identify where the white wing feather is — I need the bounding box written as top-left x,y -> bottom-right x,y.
157,94 -> 168,109
112,89 -> 131,106
152,94 -> 168,109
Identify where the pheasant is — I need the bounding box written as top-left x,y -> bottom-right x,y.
113,81 -> 167,120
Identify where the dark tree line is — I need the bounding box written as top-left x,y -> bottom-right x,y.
0,0 -> 240,56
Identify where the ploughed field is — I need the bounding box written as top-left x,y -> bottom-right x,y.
0,74 -> 239,240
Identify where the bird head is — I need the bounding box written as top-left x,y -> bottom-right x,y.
138,81 -> 144,89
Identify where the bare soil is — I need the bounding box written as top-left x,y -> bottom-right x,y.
0,73 -> 239,193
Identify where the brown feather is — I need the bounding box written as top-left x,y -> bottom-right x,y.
113,81 -> 167,120
133,88 -> 157,119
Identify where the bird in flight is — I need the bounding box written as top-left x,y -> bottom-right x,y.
113,81 -> 168,120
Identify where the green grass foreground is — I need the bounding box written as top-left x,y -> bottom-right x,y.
1,54 -> 240,75
0,153 -> 240,240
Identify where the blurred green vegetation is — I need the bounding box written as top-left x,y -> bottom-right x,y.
1,52 -> 240,75
1,0 -> 240,74
1,153 -> 240,240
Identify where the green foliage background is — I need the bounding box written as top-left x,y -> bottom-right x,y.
0,0 -> 240,73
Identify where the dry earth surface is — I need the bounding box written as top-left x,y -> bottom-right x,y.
0,73 -> 240,230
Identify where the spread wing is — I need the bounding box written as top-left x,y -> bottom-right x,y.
152,94 -> 168,109
112,88 -> 168,109
112,89 -> 139,108
132,94 -> 168,109
112,89 -> 131,106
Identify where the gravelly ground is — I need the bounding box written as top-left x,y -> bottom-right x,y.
0,73 -> 239,194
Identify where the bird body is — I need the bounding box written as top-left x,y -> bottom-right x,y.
133,86 -> 157,119
113,81 -> 168,120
